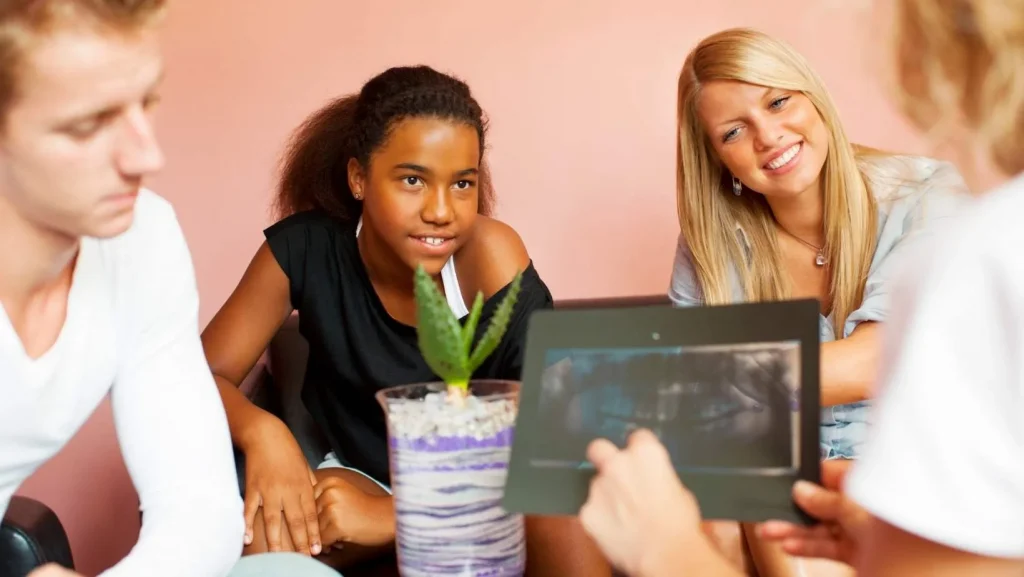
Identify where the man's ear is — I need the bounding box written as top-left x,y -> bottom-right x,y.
347,158 -> 365,200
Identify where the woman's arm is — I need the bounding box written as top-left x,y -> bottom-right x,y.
820,322 -> 879,406
201,242 -> 294,450
670,230 -> 875,405
824,159 -> 970,406
202,241 -> 327,556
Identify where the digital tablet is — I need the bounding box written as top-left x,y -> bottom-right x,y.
502,298 -> 821,525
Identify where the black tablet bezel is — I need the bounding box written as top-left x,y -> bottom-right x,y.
502,298 -> 821,525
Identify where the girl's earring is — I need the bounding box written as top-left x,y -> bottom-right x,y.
732,177 -> 742,196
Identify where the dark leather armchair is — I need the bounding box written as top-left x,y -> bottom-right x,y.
1,496 -> 74,577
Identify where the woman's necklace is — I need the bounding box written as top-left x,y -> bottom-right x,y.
778,224 -> 827,267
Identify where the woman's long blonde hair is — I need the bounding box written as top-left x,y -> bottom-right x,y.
892,0 -> 1024,175
676,28 -> 878,334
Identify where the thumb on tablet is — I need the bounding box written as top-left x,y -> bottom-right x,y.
626,427 -> 661,449
586,438 -> 620,470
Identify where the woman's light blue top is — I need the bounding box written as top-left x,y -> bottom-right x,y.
668,154 -> 970,459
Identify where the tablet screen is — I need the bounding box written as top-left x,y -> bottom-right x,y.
534,341 -> 801,475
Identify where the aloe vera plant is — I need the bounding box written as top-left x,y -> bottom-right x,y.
414,263 -> 523,398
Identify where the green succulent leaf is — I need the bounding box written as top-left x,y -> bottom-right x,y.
414,264 -> 470,388
467,270 -> 523,373
461,291 -> 485,353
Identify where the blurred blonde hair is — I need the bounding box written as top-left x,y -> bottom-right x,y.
676,28 -> 878,333
0,0 -> 167,129
893,0 -> 1024,175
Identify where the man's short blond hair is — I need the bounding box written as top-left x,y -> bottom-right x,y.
0,0 -> 167,126
893,0 -> 1024,175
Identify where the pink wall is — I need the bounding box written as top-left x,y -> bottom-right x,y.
16,1 -> 928,574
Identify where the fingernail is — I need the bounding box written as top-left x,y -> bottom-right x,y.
244,532 -> 252,545
311,543 -> 321,555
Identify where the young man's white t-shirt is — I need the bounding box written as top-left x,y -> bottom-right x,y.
0,190 -> 245,575
846,171 -> 1024,558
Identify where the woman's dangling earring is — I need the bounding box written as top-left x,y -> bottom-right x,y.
732,176 -> 742,196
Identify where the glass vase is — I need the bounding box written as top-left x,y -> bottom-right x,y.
376,379 -> 526,577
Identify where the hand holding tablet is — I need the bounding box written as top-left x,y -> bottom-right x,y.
502,298 -> 822,525
578,428 -> 712,577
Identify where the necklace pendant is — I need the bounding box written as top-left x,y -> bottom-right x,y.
815,252 -> 827,267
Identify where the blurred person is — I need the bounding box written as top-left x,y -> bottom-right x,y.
0,1 -> 354,575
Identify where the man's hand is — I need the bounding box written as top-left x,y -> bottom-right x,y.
28,564 -> 82,577
579,429 -> 739,577
757,459 -> 870,566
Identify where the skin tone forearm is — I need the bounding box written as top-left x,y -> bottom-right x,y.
213,374 -> 278,450
201,242 -> 296,451
638,534 -> 745,577
820,322 -> 880,406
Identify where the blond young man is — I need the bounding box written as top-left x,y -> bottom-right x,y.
0,2 -> 334,575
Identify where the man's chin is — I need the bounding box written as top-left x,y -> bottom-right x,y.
83,209 -> 137,240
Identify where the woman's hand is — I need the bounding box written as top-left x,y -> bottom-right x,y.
757,460 -> 869,566
241,416 -> 322,556
315,475 -> 395,549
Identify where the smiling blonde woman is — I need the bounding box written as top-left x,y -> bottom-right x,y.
668,27 -> 970,577
671,27 -> 972,463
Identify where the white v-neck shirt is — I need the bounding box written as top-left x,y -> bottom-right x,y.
0,190 -> 244,576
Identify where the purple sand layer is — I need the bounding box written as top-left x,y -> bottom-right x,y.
389,427 -> 515,453
392,462 -> 509,476
398,563 -> 525,577
398,561 -> 525,576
